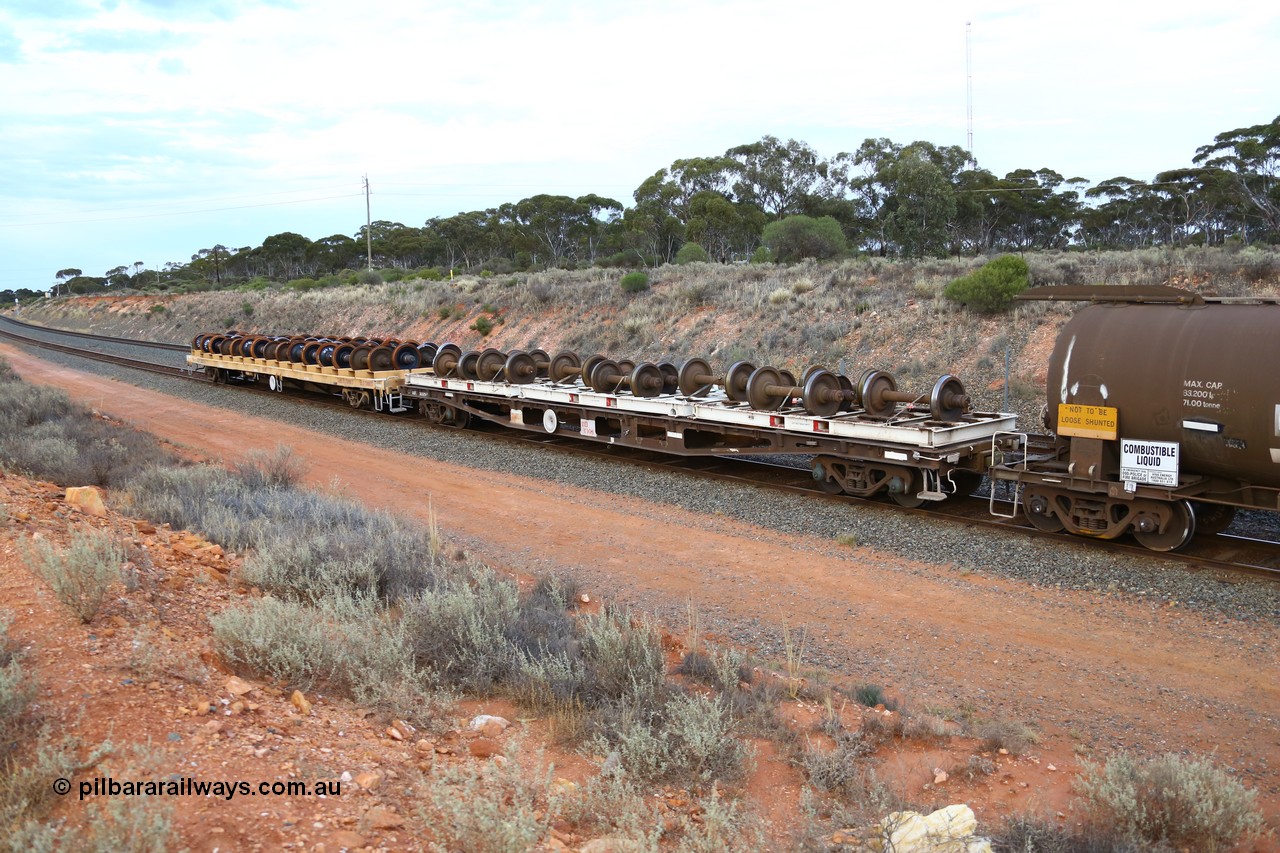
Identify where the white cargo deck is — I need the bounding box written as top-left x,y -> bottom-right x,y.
404,374 -> 1015,449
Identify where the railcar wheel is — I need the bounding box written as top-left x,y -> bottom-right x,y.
1190,502 -> 1236,535
433,344 -> 462,377
811,462 -> 845,494
504,351 -> 538,385
615,360 -> 636,377
392,343 -> 421,370
302,341 -> 324,364
590,359 -> 621,393
746,366 -> 788,411
630,362 -> 665,398
330,343 -> 353,369
802,370 -> 843,418
288,339 -> 308,362
528,349 -> 550,378
656,362 -> 679,394
318,342 -> 337,367
1022,487 -> 1066,532
368,346 -> 395,371
801,365 -> 827,384
838,374 -> 857,411
417,342 -> 439,366
549,351 -> 582,383
779,370 -> 797,390
724,360 -> 756,403
1133,500 -> 1196,552
476,348 -> 507,381
580,354 -> 607,388
350,345 -> 374,371
270,340 -> 291,361
678,358 -> 714,397
859,370 -> 899,417
887,472 -> 926,508
929,374 -> 969,422
421,401 -> 470,429
458,350 -> 482,380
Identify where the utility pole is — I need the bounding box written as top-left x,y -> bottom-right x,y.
363,175 -> 373,270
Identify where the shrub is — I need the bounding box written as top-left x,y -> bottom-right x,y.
674,242 -> 710,264
1075,752 -> 1264,851
356,269 -> 383,285
943,254 -> 1030,312
761,215 -> 847,263
620,271 -> 650,293
285,277 -> 321,292
470,315 -> 495,336
802,730 -> 875,796
591,692 -> 750,785
750,246 -> 773,263
0,612 -> 34,738
977,718 -> 1038,755
25,527 -> 123,623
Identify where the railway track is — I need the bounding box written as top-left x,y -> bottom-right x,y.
3,315 -> 1279,581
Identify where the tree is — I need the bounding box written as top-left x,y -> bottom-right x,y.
685,192 -> 765,262
761,215 -> 847,262
1192,115 -> 1280,242
725,136 -> 831,218
944,255 -> 1029,312
885,147 -> 957,257
260,232 -> 313,280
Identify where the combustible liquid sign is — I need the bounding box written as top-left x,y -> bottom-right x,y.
1120,439 -> 1180,487
1057,404 -> 1118,440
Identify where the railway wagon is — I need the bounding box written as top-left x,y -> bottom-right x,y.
992,286 -> 1280,551
187,333 -> 1018,507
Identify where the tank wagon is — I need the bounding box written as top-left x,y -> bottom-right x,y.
991,286 -> 1280,551
187,333 -> 1016,507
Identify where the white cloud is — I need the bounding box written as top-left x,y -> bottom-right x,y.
0,0 -> 1277,288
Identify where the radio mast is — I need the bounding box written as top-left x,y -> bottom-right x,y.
966,21 -> 975,166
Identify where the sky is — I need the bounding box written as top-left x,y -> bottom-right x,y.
0,0 -> 1276,293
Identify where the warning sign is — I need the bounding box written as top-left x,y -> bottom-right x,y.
1058,404 -> 1118,440
1120,439 -> 1180,487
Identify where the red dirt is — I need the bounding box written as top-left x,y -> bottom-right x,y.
2,344 -> 1277,851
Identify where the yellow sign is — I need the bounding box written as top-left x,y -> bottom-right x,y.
1058,404 -> 1118,440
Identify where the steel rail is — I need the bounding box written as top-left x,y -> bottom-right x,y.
0,314 -> 189,352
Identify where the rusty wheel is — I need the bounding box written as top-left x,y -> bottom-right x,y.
838,373 -> 857,411
332,343 -> 355,369
302,341 -> 325,364
549,351 -> 582,383
1133,500 -> 1196,552
476,348 -> 507,381
269,340 -> 291,361
288,339 -> 308,362
392,343 -> 421,369
615,359 -> 635,377
458,350 -> 482,380
859,369 -> 898,418
630,362 -> 665,398
1022,486 -> 1066,532
656,362 -> 679,394
317,342 -> 338,367
580,354 -> 607,388
417,342 -> 439,366
528,349 -> 550,378
724,360 -> 756,403
433,344 -> 462,377
678,358 -> 714,397
801,365 -> 827,384
929,374 -> 969,421
589,359 -> 622,393
368,346 -> 395,371
802,369 -> 843,418
887,471 -> 925,508
746,366 -> 788,411
350,345 -> 374,371
504,351 -> 538,385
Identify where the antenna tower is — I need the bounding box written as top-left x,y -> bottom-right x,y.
965,21 -> 974,165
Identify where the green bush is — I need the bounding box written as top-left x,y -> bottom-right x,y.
24,527 -> 123,623
0,612 -> 34,738
470,315 -> 495,336
761,215 -> 847,263
674,243 -> 710,264
285,277 -> 321,292
750,246 -> 773,264
943,254 -> 1030,312
1075,752 -> 1264,851
620,271 -> 650,293
356,269 -> 383,285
